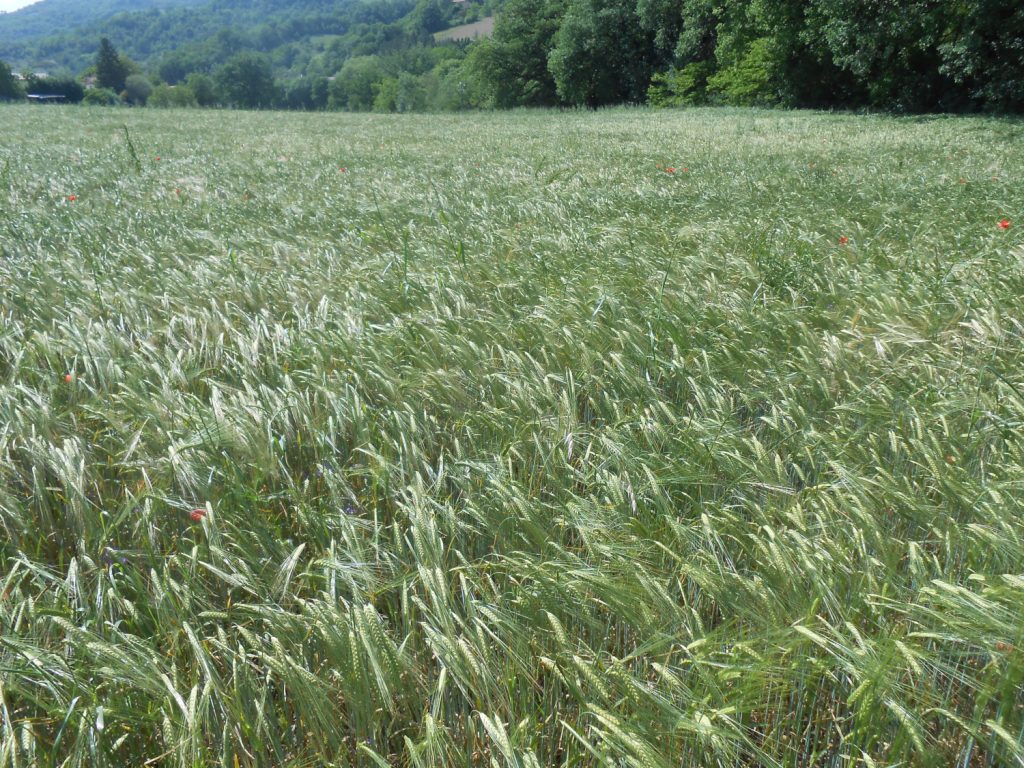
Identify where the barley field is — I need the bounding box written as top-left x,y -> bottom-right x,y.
1,105 -> 1023,767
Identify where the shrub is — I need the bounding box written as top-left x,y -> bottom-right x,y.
706,37 -> 777,106
82,87 -> 120,105
148,83 -> 198,108
123,74 -> 153,106
647,61 -> 711,107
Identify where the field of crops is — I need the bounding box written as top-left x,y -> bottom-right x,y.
1,105 -> 1022,767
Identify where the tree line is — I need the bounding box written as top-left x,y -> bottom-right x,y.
2,0 -> 1021,113
475,0 -> 1023,112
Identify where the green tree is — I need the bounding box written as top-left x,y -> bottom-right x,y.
0,59 -> 22,101
215,52 -> 279,109
409,0 -> 453,34
123,74 -> 153,106
186,73 -> 217,107
82,87 -> 120,106
96,37 -> 130,93
705,36 -> 776,105
148,83 -> 198,108
672,0 -> 722,65
938,0 -> 1024,111
806,0 -> 951,111
647,61 -> 711,106
395,72 -> 425,112
328,56 -> 387,111
548,0 -> 656,107
283,79 -> 313,110
428,58 -> 482,110
310,76 -> 329,109
468,0 -> 563,107
635,0 -> 684,63
746,0 -> 858,108
373,76 -> 400,112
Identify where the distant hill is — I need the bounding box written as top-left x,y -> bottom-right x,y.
0,0 -> 205,46
0,0 -> 438,76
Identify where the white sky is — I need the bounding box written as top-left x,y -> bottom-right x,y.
0,0 -> 38,12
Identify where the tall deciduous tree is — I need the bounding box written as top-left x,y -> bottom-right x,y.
328,55 -> 386,111
186,73 -> 217,107
548,0 -> 655,107
938,0 -> 1024,111
468,0 -> 563,107
124,74 -> 153,105
805,0 -> 952,111
215,52 -> 279,109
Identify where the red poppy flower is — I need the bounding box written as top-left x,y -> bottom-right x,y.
998,219 -> 1011,230
839,236 -> 849,245
681,168 -> 689,172
339,167 -> 347,173
665,167 -> 676,173
67,195 -> 76,202
64,373 -> 73,383
175,188 -> 181,195
190,508 -> 207,522
155,156 -> 161,161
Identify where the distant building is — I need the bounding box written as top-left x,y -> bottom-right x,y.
82,75 -> 97,90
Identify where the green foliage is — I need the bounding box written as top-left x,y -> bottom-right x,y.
647,61 -> 710,106
147,81 -> 198,107
468,0 -> 562,107
82,86 -> 120,105
0,0 -> 205,46
806,0 -> 952,111
22,74 -> 85,102
214,51 -> 278,108
185,71 -> 217,105
1,105 -> 1023,767
309,75 -> 329,108
408,0 -> 456,34
705,36 -> 775,106
938,0 -> 1024,111
123,73 -> 153,105
372,72 -> 425,112
547,0 -> 655,107
328,54 -> 386,110
671,0 -> 720,65
0,59 -> 22,100
95,36 -> 129,92
372,75 -> 400,111
2,0 -> 419,78
635,0 -> 683,62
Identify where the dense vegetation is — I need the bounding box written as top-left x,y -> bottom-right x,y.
1,104 -> 1023,767
0,0 -> 203,47
1,0 -> 1023,112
